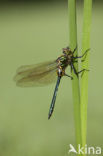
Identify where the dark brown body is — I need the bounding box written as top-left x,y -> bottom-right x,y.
56,47 -> 74,77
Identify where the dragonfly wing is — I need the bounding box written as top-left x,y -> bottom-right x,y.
14,61 -> 58,87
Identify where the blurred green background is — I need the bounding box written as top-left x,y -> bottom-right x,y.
0,1 -> 103,156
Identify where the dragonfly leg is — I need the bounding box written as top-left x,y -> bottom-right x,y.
73,48 -> 90,59
73,45 -> 78,54
74,61 -> 78,63
71,64 -> 78,77
71,63 -> 89,77
48,76 -> 61,119
64,73 -> 73,80
78,69 -> 89,77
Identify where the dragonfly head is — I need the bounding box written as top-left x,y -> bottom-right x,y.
62,47 -> 73,56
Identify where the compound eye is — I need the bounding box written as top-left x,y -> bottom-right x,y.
63,50 -> 65,54
63,50 -> 67,55
63,48 -> 66,53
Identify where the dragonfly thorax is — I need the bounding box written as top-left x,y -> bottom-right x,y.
56,55 -> 72,77
57,53 -> 73,67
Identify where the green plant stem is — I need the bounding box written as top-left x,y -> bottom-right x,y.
81,0 -> 92,153
68,0 -> 82,153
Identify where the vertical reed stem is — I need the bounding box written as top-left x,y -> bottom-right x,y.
68,0 -> 82,153
81,0 -> 92,154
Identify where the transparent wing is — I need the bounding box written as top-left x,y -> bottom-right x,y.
14,61 -> 58,87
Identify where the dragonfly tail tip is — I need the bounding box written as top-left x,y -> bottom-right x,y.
48,114 -> 51,120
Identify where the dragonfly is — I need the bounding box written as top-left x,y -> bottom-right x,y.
14,47 -> 89,119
